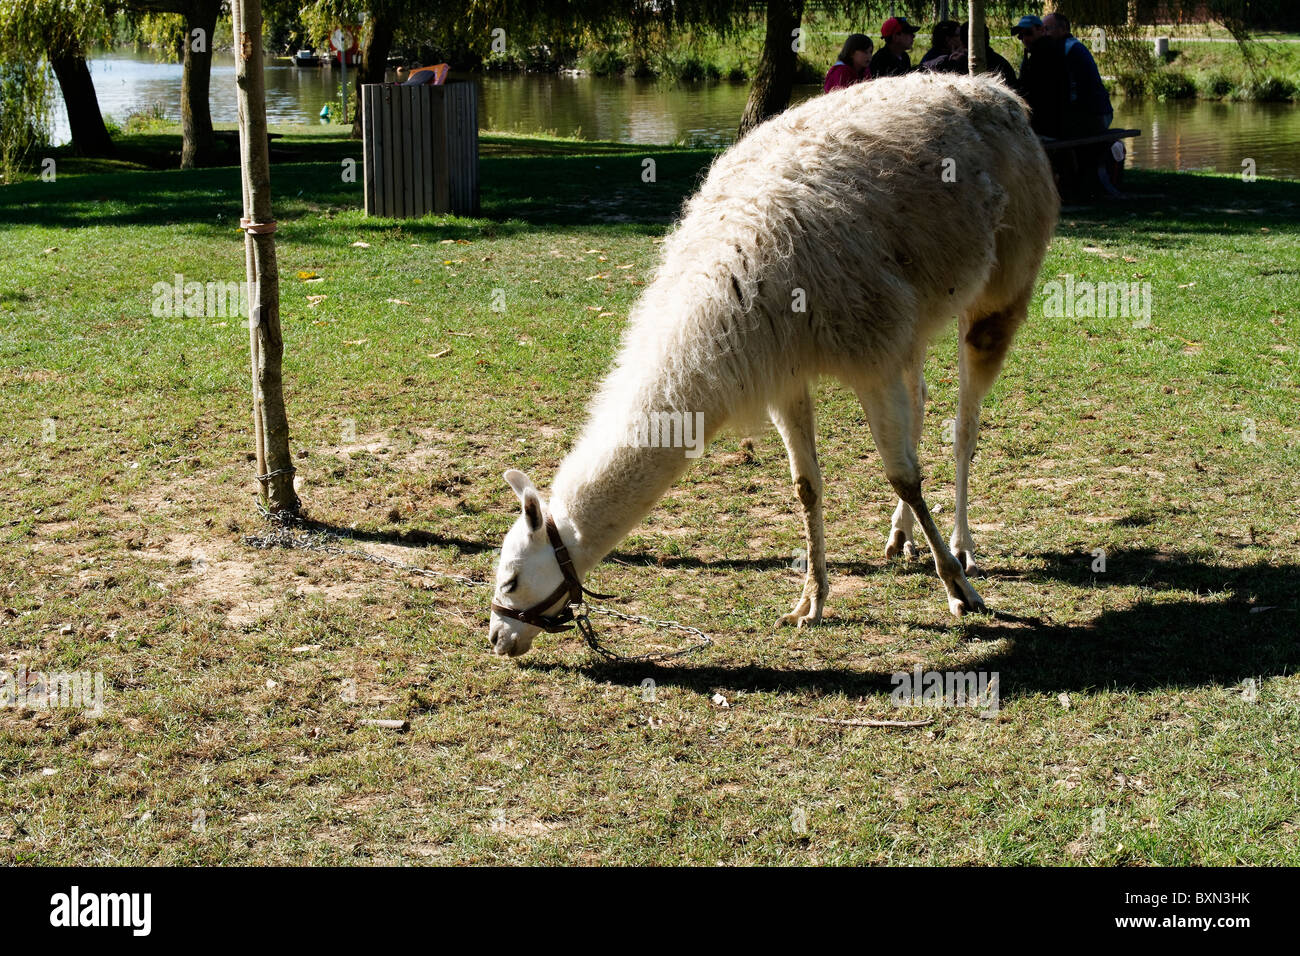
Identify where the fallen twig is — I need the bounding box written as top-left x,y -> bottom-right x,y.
779,712 -> 934,729
360,718 -> 409,731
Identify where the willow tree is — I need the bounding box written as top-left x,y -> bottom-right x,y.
122,0 -> 222,167
737,0 -> 805,137
0,0 -> 114,157
1053,0 -> 1298,71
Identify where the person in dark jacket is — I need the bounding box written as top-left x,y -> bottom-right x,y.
823,33 -> 873,93
870,16 -> 919,78
1044,11 -> 1113,133
920,20 -> 963,73
1012,14 -> 1069,137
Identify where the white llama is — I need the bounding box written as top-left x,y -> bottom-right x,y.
489,73 -> 1057,656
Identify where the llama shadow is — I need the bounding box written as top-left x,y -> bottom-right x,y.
603,549 -> 884,578
521,549 -> 1299,703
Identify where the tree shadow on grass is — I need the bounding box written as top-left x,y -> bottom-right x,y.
0,144 -> 713,233
521,548 -> 1300,702
273,514 -> 498,558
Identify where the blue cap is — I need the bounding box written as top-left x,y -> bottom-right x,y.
1011,15 -> 1043,35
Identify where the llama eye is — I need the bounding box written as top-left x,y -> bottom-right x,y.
502,575 -> 518,594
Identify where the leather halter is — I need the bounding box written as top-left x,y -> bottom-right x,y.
490,515 -> 613,633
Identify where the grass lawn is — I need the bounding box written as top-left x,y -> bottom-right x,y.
1,126 -> 1297,865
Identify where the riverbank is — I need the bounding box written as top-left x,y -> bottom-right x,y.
2,133 -> 1298,864
489,13 -> 1300,103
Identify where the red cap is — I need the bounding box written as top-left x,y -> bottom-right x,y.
882,17 -> 919,39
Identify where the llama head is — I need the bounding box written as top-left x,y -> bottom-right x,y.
487,469 -> 566,657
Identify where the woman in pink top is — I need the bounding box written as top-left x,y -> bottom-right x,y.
823,33 -> 873,93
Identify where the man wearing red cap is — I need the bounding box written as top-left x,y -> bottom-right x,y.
870,16 -> 919,78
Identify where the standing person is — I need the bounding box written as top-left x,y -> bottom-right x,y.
870,17 -> 919,78
920,20 -> 964,73
824,33 -> 873,93
1012,14 -> 1068,137
1044,11 -> 1113,132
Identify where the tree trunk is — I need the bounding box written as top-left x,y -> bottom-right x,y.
968,1 -> 987,74
350,13 -> 395,140
180,0 -> 220,168
49,49 -> 114,157
737,0 -> 804,139
233,0 -> 299,516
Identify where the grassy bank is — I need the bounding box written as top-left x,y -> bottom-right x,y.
1,128 -> 1298,864
1106,38 -> 1300,102
536,11 -> 1300,102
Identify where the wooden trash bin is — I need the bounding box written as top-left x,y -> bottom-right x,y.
361,82 -> 479,218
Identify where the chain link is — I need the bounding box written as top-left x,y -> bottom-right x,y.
242,512 -> 712,663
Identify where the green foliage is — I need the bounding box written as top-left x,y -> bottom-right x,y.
576,47 -> 626,76
1233,75 -> 1297,102
0,59 -> 49,181
0,0 -> 114,165
0,0 -> 113,57
1197,71 -> 1235,98
122,100 -> 171,132
1147,69 -> 1198,100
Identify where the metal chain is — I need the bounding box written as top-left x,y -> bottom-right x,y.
242,512 -> 712,663
575,605 -> 712,663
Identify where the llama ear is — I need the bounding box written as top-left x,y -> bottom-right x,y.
505,470 -> 545,533
503,469 -> 534,500
520,487 -> 545,534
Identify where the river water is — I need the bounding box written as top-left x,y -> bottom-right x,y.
53,50 -> 1300,180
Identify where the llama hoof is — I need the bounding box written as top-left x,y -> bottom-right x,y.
780,611 -> 817,627
955,550 -> 982,576
948,591 -> 987,617
903,540 -> 920,560
778,596 -> 823,627
885,530 -> 913,560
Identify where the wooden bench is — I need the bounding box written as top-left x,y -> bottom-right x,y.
1039,127 -> 1141,152
1039,128 -> 1141,198
212,130 -> 284,148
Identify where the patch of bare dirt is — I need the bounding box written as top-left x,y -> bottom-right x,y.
134,532 -> 373,626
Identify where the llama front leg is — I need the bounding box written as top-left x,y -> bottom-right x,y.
855,376 -> 985,617
771,388 -> 828,627
950,299 -> 1029,575
886,364 -> 926,561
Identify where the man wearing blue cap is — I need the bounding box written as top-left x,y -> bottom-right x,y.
1012,14 -> 1069,137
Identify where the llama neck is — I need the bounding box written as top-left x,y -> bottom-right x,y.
549,364 -> 722,577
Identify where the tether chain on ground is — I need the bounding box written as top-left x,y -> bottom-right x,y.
242,512 -> 712,664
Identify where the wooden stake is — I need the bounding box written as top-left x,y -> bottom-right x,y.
232,0 -> 298,515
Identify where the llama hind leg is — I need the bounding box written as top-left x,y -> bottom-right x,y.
951,297 -> 1029,575
771,388 -> 828,627
885,364 -> 926,561
855,375 -> 985,617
